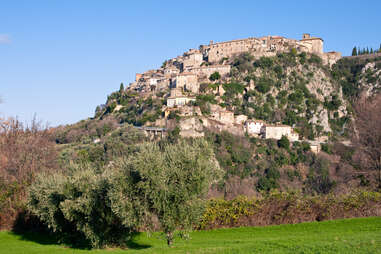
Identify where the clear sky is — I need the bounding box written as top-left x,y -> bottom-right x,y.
1,0 -> 380,126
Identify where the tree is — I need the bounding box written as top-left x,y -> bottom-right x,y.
28,165 -> 131,248
119,83 -> 124,93
110,139 -> 223,246
209,71 -> 221,81
351,47 -> 357,56
278,135 -> 290,149
353,95 -> 381,188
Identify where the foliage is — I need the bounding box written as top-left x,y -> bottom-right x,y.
27,165 -> 130,248
209,72 -> 221,81
200,191 -> 381,230
255,77 -> 272,93
277,135 -> 290,149
222,82 -> 245,95
0,117 -> 58,229
110,139 -> 223,246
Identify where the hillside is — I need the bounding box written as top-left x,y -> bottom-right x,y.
53,35 -> 381,198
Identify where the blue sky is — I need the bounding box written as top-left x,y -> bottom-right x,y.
1,0 -> 380,126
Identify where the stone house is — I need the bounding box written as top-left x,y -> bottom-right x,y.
183,49 -> 203,71
164,66 -> 180,77
166,88 -> 195,108
174,72 -> 199,93
245,120 -> 265,136
261,125 -> 299,142
235,114 -> 248,125
190,65 -> 231,79
210,110 -> 235,125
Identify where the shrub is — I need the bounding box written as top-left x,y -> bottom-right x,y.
254,56 -> 274,69
277,135 -> 290,149
110,139 -> 224,246
255,79 -> 271,93
209,72 -> 221,81
27,165 -> 130,248
308,54 -> 322,65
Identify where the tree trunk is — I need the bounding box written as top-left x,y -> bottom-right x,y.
166,231 -> 173,246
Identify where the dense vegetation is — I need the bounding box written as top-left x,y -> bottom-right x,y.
27,140 -> 222,248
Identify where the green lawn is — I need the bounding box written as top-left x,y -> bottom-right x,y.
1,217 -> 380,254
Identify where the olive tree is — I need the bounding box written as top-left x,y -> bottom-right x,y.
28,164 -> 131,248
110,139 -> 223,246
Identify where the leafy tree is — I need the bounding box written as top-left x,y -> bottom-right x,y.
110,139 -> 223,246
28,165 -> 130,248
209,71 -> 221,81
278,135 -> 290,149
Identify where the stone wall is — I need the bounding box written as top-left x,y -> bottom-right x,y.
190,65 -> 231,79
200,34 -> 325,63
263,125 -> 299,141
175,73 -> 199,93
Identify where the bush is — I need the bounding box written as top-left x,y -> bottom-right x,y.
277,135 -> 290,149
255,78 -> 272,93
209,72 -> 221,81
254,56 -> 274,69
110,139 -> 223,246
27,165 -> 130,248
308,54 -> 322,65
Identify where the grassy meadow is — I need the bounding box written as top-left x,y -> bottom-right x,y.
0,217 -> 380,254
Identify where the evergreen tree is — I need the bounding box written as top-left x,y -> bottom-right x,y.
366,47 -> 369,54
352,47 -> 357,56
119,82 -> 124,93
370,48 -> 374,54
358,47 -> 361,55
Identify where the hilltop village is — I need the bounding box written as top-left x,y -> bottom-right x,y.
111,33 -> 345,151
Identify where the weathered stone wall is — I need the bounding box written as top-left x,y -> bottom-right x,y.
183,49 -> 203,70
190,65 -> 231,79
201,34 -> 325,63
263,125 -> 299,141
175,73 -> 199,93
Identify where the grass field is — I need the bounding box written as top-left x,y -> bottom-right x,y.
0,217 -> 380,254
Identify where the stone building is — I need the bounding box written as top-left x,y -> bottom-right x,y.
235,115 -> 248,125
245,120 -> 265,136
200,34 -> 325,63
174,72 -> 199,93
190,65 -> 231,79
261,125 -> 299,142
166,88 -> 195,108
164,66 -> 180,77
182,49 -> 203,71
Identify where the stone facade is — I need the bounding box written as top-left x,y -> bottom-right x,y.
235,114 -> 248,125
200,34 -> 325,63
167,88 -> 195,108
174,72 -> 199,93
190,65 -> 231,79
245,120 -> 265,135
262,125 -> 299,142
182,49 -> 203,71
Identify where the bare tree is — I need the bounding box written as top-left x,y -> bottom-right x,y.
353,94 -> 381,188
0,116 -> 58,228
